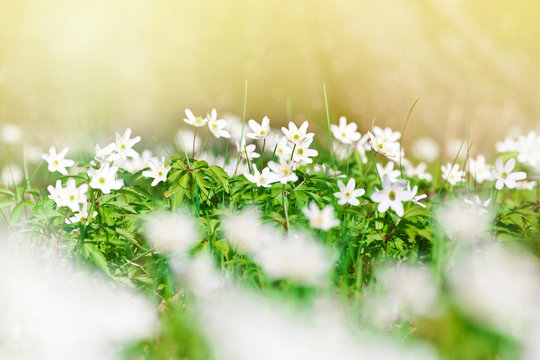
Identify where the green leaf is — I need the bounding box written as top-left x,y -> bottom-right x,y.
84,243 -> 111,275
9,203 -> 25,224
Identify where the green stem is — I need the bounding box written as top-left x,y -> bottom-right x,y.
282,184 -> 290,231
234,80 -> 248,177
197,133 -> 210,159
260,138 -> 266,169
323,83 -> 336,169
192,127 -> 198,160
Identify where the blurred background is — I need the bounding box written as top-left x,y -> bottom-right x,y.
1,0 -> 539,155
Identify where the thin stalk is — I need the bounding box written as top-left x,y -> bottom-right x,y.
197,133 -> 210,159
234,80 -> 248,177
282,184 -> 290,231
192,127 -> 198,160
323,83 -> 336,169
289,143 -> 296,162
399,99 -> 419,177
260,138 -> 266,169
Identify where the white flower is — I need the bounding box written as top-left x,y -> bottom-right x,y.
207,109 -> 231,139
267,160 -> 298,184
334,178 -> 365,206
63,178 -> 89,212
41,146 -> 75,175
1,123 -> 22,144
169,253 -> 226,298
436,200 -> 492,241
408,184 -> 427,208
66,203 -> 97,224
515,180 -> 537,190
463,195 -> 491,215
244,164 -> 279,188
440,163 -> 465,186
47,180 -> 66,207
281,121 -> 314,145
94,143 -> 119,164
302,202 -> 340,230
370,176 -> 414,217
237,140 -> 260,161
378,264 -> 438,318
255,232 -> 333,286
367,131 -> 402,161
274,136 -> 293,160
411,137 -> 440,163
373,126 -> 401,143
145,212 -> 199,254
516,131 -> 540,168
468,155 -> 493,183
142,157 -> 171,186
247,116 -> 270,140
114,128 -> 141,159
1,165 -> 23,187
447,243 -> 540,339
184,108 -> 208,127
88,163 -> 123,194
331,116 -> 361,144
496,135 -> 519,153
292,138 -> 318,164
492,158 -> 526,190
0,239 -> 158,360
118,149 -> 158,173
404,161 -> 433,182
222,209 -> 279,253
376,161 -> 401,183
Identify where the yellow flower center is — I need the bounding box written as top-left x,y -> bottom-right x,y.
502,172 -> 507,179
99,177 -> 105,184
293,134 -> 300,140
389,190 -> 396,201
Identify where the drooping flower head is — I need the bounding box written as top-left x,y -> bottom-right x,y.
207,109 -> 231,139
184,109 -> 208,127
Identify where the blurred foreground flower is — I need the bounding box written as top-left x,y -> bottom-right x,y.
436,199 -> 493,241
198,288 -> 438,360
447,243 -> 540,340
145,212 -> 199,254
0,234 -> 158,360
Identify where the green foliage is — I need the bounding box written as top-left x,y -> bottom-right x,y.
1,145 -> 538,360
